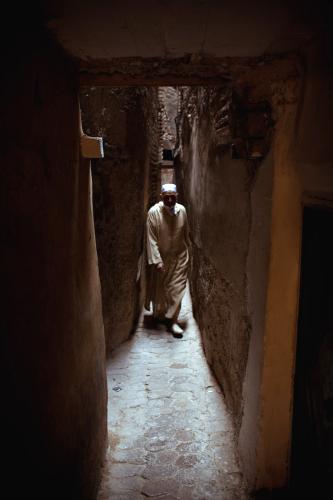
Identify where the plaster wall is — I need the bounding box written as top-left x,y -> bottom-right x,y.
295,46 -> 333,197
252,45 -> 333,490
255,98 -> 302,489
0,35 -> 107,499
45,0 -> 323,60
238,149 -> 274,484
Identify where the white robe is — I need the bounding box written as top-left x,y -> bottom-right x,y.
145,201 -> 189,320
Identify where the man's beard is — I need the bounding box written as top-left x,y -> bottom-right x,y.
164,204 -> 176,215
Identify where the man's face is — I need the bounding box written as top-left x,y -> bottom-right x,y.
162,192 -> 177,208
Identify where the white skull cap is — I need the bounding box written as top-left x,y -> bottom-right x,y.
161,183 -> 177,193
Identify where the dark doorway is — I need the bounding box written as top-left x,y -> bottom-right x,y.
291,205 -> 333,493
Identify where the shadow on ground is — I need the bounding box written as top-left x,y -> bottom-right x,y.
253,485 -> 325,499
143,313 -> 188,331
253,489 -> 291,499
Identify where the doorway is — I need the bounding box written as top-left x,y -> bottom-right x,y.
291,205 -> 333,492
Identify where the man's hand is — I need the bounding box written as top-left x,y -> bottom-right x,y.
156,262 -> 165,273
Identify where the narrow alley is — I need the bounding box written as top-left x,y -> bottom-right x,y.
98,286 -> 249,500
4,3 -> 333,499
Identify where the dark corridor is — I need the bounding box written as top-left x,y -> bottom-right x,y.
291,205 -> 333,493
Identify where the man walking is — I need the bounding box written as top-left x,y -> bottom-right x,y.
145,184 -> 189,338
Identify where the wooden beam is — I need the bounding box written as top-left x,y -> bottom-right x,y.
77,55 -> 299,88
79,71 -> 230,87
78,56 -> 233,87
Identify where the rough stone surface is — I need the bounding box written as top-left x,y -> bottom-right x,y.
175,86 -> 254,428
78,54 -> 299,88
80,86 -> 159,354
98,287 -> 250,499
159,86 -> 179,150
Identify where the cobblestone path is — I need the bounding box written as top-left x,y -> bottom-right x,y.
98,287 -> 249,499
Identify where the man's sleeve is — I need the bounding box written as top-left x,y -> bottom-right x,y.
146,210 -> 163,265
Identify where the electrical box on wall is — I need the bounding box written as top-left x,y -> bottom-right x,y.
81,134 -> 104,159
79,103 -> 104,159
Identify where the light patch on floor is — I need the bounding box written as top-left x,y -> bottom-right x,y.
98,286 -> 249,499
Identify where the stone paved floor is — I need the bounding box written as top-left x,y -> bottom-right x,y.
98,286 -> 250,499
